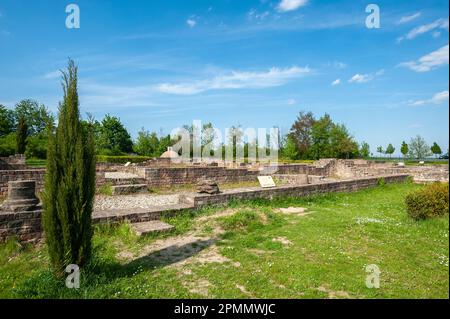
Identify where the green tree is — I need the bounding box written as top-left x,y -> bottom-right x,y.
99,114 -> 133,155
359,141 -> 370,158
282,134 -> 299,160
0,104 -> 16,136
16,116 -> 28,154
376,146 -> 384,158
329,123 -> 358,159
0,133 -> 16,156
309,114 -> 333,159
400,141 -> 409,159
430,142 -> 442,158
14,99 -> 53,135
408,135 -> 430,159
133,128 -> 160,156
42,60 -> 96,276
385,143 -> 395,159
290,111 -> 315,159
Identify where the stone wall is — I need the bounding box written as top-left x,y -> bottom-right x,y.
0,169 -> 46,196
0,154 -> 26,170
189,175 -> 410,207
138,162 -> 336,187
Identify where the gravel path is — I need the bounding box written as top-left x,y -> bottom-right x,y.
94,194 -> 179,211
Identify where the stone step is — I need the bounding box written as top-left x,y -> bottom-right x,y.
111,184 -> 148,195
131,220 -> 174,236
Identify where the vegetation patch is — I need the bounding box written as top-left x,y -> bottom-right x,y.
405,182 -> 449,220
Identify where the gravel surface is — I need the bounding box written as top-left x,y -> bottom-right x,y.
94,194 -> 179,211
104,172 -> 140,179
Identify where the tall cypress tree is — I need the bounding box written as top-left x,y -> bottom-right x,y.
42,59 -> 96,276
16,116 -> 28,154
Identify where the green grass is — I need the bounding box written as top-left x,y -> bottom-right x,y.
25,158 -> 46,167
0,182 -> 448,299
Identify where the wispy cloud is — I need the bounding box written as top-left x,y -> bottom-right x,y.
247,9 -> 270,21
408,90 -> 449,106
331,79 -> 341,86
397,12 -> 421,25
277,0 -> 308,12
43,70 -> 62,79
397,18 -> 448,42
348,70 -> 384,84
186,18 -> 196,28
156,66 -> 311,95
399,45 -> 449,72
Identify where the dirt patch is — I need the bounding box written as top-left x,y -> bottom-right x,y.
236,284 -> 255,298
277,207 -> 311,217
317,285 -> 351,299
272,236 -> 292,246
184,278 -> 212,297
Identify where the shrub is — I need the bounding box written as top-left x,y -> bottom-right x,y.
405,183 -> 449,220
42,60 -> 96,276
0,133 -> 16,156
377,177 -> 385,186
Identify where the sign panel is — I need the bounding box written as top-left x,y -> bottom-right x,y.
258,176 -> 276,188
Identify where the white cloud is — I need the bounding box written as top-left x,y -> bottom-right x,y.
43,70 -> 61,79
348,69 -> 384,84
408,90 -> 449,106
277,0 -> 308,12
248,9 -> 270,21
186,19 -> 197,28
331,79 -> 341,86
397,12 -> 421,25
397,18 -> 448,42
156,66 -> 311,95
399,45 -> 449,72
348,74 -> 371,83
287,98 -> 297,105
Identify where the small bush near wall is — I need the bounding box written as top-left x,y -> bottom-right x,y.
405,183 -> 449,220
96,155 -> 152,164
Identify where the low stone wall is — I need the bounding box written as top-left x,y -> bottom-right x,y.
139,162 -> 336,187
0,169 -> 46,196
189,175 -> 410,207
0,154 -> 26,170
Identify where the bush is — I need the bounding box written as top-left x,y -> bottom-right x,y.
405,183 -> 449,220
0,133 -> 16,156
96,155 -> 152,164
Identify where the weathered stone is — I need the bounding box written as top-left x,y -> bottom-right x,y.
111,184 -> 148,195
197,179 -> 220,194
1,180 -> 41,212
131,220 -> 174,236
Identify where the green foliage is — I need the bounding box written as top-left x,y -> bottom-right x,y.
376,146 -> 384,156
133,128 -> 160,156
98,114 -> 133,154
0,133 -> 16,156
97,183 -> 113,196
42,60 -> 96,276
405,183 -> 449,220
359,141 -> 370,158
96,155 -> 152,164
281,134 -> 299,160
290,111 -> 315,159
377,177 -> 386,186
431,142 -> 442,158
408,135 -> 431,159
25,132 -> 49,159
14,99 -> 54,135
0,104 -> 16,136
219,210 -> 261,231
401,141 -> 409,158
385,143 -> 395,158
16,117 -> 28,154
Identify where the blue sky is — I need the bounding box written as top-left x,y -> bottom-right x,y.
0,0 -> 448,155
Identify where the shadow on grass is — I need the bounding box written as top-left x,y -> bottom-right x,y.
12,237 -> 216,298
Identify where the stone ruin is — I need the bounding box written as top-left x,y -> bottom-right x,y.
0,180 -> 43,243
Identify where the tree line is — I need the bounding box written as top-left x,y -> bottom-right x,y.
1,103 -> 447,161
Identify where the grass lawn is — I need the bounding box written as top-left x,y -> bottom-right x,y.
0,182 -> 448,298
